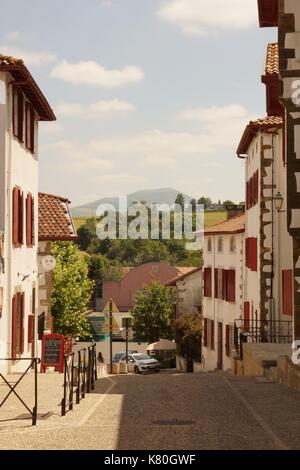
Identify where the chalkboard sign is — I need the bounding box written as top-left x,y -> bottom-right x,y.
41,334 -> 64,373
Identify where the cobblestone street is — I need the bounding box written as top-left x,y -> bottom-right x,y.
1,371 -> 300,450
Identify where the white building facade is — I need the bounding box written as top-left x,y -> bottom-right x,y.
202,215 -> 245,372
0,54 -> 55,373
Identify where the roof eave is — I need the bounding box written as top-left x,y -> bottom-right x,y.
1,64 -> 56,121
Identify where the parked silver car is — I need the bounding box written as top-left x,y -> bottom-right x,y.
119,353 -> 160,374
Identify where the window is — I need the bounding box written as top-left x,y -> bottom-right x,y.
12,293 -> 25,357
204,267 -> 212,297
12,187 -> 24,246
12,86 -> 24,142
207,238 -> 212,252
230,236 -> 236,253
214,269 -> 235,302
26,193 -> 35,246
246,238 -> 258,271
246,170 -> 259,210
25,102 -> 35,153
217,237 -> 223,253
282,270 -> 293,316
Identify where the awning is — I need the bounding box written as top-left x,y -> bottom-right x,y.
147,339 -> 176,351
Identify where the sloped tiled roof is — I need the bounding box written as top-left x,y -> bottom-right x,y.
237,116 -> 283,157
38,193 -> 77,241
0,53 -> 55,121
204,214 -> 245,235
265,43 -> 279,75
0,54 -> 23,66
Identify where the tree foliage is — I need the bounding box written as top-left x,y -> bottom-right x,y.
131,280 -> 176,343
51,242 -> 94,338
174,313 -> 202,361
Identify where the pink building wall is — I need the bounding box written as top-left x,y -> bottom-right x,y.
103,263 -> 182,312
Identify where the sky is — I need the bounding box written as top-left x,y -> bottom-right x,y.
1,0 -> 277,207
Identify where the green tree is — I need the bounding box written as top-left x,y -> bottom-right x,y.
223,200 -> 235,207
175,193 -> 185,209
131,280 -> 176,343
174,313 -> 202,364
197,197 -> 212,209
51,242 -> 94,338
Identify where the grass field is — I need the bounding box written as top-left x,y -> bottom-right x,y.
204,211 -> 227,228
74,211 -> 227,231
73,217 -> 88,230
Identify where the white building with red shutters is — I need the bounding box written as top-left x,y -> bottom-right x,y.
235,40 -> 293,348
0,54 -> 55,373
202,214 -> 245,372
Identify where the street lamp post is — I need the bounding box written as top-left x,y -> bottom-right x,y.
273,191 -> 285,212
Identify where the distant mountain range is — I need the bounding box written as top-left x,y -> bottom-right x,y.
71,188 -> 193,218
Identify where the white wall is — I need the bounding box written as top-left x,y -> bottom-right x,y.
176,270 -> 202,317
202,231 -> 244,372
0,73 -> 39,374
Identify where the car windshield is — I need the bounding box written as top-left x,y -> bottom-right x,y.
133,354 -> 151,361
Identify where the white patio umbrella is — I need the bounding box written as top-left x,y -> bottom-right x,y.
147,339 -> 176,351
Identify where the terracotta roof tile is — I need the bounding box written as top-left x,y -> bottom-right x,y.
237,115 -> 283,156
0,54 -> 24,66
38,192 -> 77,241
204,214 -> 245,235
251,116 -> 283,127
265,43 -> 278,75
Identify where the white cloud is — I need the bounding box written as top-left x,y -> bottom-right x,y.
40,121 -> 64,136
158,0 -> 257,36
0,44 -> 57,66
50,60 -> 144,88
4,31 -> 23,42
177,104 -> 249,122
55,99 -> 135,118
99,0 -> 112,6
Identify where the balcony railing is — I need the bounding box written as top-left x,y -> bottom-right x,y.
234,319 -> 293,360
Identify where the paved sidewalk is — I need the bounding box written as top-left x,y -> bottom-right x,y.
1,371 -> 300,450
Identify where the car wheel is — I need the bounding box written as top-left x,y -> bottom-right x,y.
134,366 -> 140,375
155,369 -> 160,373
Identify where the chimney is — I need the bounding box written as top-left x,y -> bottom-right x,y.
224,204 -> 245,220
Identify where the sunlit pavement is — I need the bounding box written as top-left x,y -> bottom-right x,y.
1,370 -> 300,450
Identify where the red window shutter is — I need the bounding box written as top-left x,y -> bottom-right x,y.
26,194 -> 32,246
225,325 -> 230,357
18,92 -> 24,142
246,182 -> 249,210
252,238 -> 257,272
204,268 -> 212,297
256,171 -> 259,204
20,292 -> 25,354
222,269 -> 227,300
214,269 -> 218,298
204,318 -> 208,347
282,270 -> 293,316
11,295 -> 18,358
227,270 -> 236,302
244,302 -> 250,331
25,103 -> 35,153
28,315 -> 35,344
211,320 -> 215,351
18,191 -> 24,245
12,187 -> 19,245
